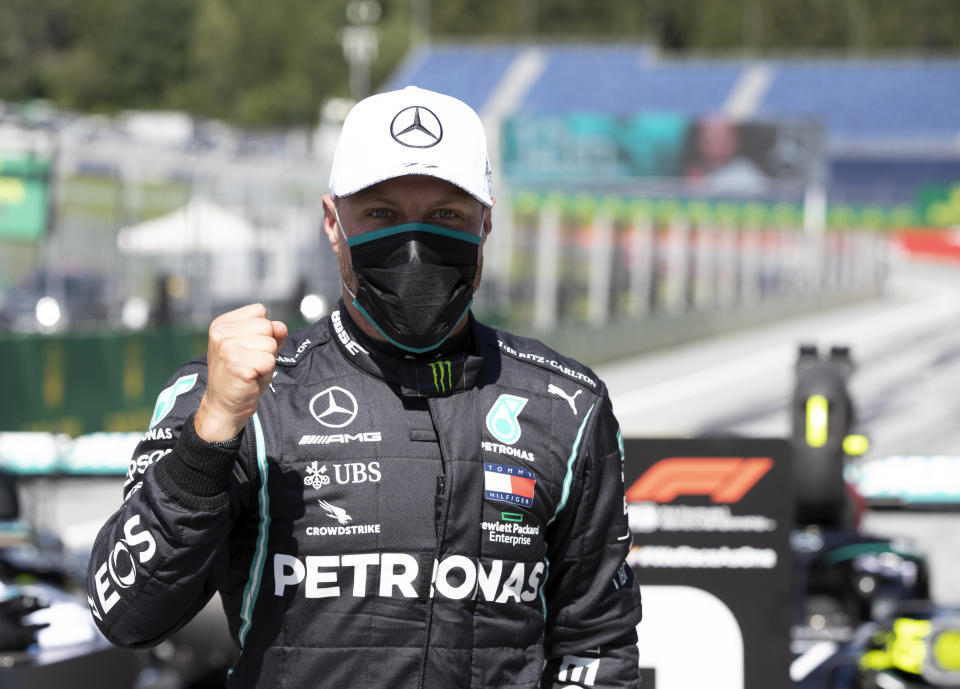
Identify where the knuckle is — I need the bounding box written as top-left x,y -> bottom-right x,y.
230,359 -> 257,381
256,353 -> 277,375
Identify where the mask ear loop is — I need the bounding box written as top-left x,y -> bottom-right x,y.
469,207 -> 488,298
333,204 -> 359,300
333,205 -> 349,243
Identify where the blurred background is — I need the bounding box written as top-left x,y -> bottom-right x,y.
0,1 -> 958,687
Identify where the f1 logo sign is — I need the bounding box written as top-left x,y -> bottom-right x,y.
626,457 -> 773,504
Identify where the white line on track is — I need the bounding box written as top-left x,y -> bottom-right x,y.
789,641 -> 838,681
611,290 -> 960,419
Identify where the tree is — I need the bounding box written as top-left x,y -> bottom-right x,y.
1,0 -> 959,127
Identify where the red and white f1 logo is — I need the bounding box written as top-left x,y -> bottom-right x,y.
626,457 -> 773,504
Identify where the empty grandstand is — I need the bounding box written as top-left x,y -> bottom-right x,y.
386,44 -> 960,205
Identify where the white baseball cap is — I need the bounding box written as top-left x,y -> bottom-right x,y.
329,86 -> 493,207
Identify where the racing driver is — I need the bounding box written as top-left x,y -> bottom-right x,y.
87,86 -> 642,688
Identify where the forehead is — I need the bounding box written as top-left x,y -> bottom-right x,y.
343,175 -> 477,206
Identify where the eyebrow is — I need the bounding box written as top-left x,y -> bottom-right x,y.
349,193 -> 398,206
351,193 -> 476,209
426,196 -> 477,208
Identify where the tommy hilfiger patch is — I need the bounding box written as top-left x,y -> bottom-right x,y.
483,463 -> 536,508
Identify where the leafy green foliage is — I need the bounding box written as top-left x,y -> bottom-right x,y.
1,0 -> 958,127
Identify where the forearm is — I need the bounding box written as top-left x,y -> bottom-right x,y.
87,415 -> 241,647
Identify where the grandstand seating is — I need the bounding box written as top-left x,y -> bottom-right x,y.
387,45 -> 960,143
520,48 -> 742,115
384,44 -> 521,112
758,60 -> 960,140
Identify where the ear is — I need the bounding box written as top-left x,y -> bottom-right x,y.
322,195 -> 341,255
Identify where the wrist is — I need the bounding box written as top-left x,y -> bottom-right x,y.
151,412 -> 239,510
195,395 -> 247,442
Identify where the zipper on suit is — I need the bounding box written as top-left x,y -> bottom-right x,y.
417,401 -> 451,689
434,475 -> 445,537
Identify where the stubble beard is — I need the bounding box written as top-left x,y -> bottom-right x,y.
337,240 -> 360,297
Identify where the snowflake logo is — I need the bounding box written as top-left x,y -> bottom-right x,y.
304,461 -> 330,490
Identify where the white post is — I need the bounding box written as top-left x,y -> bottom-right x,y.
487,195 -> 515,313
533,202 -> 560,332
587,207 -> 614,325
628,211 -> 654,318
715,224 -> 737,308
667,214 -> 691,313
739,226 -> 759,305
803,182 -> 827,236
694,222 -> 714,310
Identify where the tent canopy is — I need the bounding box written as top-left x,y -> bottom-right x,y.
117,197 -> 259,254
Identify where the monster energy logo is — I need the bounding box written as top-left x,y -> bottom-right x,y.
428,360 -> 453,393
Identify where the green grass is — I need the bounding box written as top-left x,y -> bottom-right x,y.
57,174 -> 191,224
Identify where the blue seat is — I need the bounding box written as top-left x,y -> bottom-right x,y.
384,45 -> 522,112
520,47 -> 741,114
384,46 -> 960,142
759,60 -> 960,139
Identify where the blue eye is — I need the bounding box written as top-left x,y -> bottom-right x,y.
433,209 -> 457,220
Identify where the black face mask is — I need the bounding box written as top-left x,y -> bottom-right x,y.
342,221 -> 482,354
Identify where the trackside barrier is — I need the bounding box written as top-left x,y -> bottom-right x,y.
480,194 -> 888,363
2,188 -> 888,433
0,328 -> 206,435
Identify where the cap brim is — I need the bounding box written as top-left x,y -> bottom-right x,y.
334,164 -> 492,207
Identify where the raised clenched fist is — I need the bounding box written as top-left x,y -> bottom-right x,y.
194,304 -> 288,442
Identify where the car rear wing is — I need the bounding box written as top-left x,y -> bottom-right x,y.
0,431 -> 137,477
846,455 -> 960,511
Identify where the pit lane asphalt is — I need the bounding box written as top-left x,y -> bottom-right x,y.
598,257 -> 960,605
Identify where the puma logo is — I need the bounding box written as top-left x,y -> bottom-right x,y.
547,384 -> 582,415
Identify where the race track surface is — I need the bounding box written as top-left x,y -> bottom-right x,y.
600,258 -> 960,604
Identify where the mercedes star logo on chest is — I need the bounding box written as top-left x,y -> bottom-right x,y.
309,386 -> 359,428
390,106 -> 443,148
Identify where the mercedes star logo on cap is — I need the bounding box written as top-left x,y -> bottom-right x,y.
390,106 -> 443,148
309,386 -> 359,428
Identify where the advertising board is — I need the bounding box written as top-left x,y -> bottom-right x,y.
623,438 -> 793,689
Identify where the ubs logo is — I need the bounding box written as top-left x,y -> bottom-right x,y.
305,461 -> 382,489
310,386 -> 359,428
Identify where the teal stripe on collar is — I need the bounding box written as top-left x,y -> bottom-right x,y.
352,298 -> 473,355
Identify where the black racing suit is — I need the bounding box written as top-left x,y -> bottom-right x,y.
87,306 -> 642,689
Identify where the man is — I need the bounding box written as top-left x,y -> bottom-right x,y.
87,86 -> 642,688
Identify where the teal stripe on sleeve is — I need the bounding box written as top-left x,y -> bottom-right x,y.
540,402 -> 596,620
238,412 -> 270,648
548,403 -> 595,526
